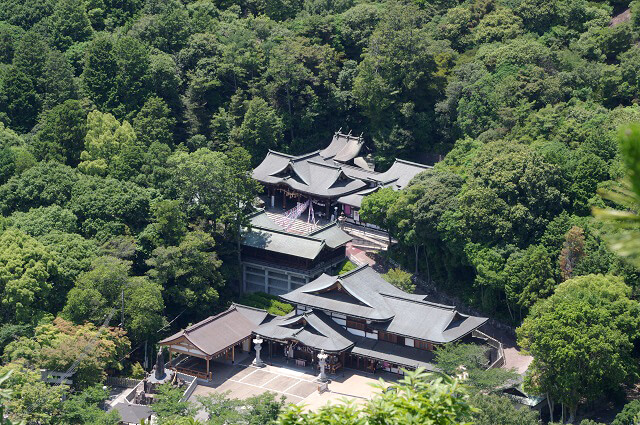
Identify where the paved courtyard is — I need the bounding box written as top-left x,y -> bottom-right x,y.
188,359 -> 397,419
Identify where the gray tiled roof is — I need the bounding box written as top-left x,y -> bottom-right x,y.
371,294 -> 489,343
281,266 -> 488,344
319,132 -> 364,162
159,304 -> 268,356
337,187 -> 379,208
252,151 -> 368,199
308,223 -> 353,248
377,159 -> 432,189
350,337 -> 438,371
243,211 -> 351,258
252,135 -> 431,201
281,266 -> 425,321
242,227 -> 326,260
242,211 -> 352,260
109,403 -> 152,424
248,210 -> 283,230
255,310 -> 355,352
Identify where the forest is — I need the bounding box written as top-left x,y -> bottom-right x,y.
1,0 -> 640,423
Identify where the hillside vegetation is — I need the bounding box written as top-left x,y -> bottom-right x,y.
1,0 -> 640,423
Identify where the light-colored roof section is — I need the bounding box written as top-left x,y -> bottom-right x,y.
282,266 -> 425,321
248,210 -> 283,231
109,403 -> 153,424
252,151 -> 368,198
159,304 -> 268,357
373,294 -> 488,344
242,227 -> 326,260
378,159 -> 432,189
320,132 -> 364,162
307,223 -> 352,248
242,212 -> 351,258
337,187 -> 379,208
252,133 -> 431,200
255,310 -> 355,352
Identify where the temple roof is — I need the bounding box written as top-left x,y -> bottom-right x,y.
252,132 -> 431,200
243,211 -> 351,259
109,403 -> 153,424
350,337 -> 437,371
159,304 -> 268,357
281,265 -> 488,344
319,131 -> 364,162
255,310 -> 355,353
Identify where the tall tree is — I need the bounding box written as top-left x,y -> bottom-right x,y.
33,100 -> 87,166
81,34 -> 117,111
78,110 -> 142,179
0,229 -> 58,323
49,0 -> 93,51
518,274 -> 640,422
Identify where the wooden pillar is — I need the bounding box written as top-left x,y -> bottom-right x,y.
282,191 -> 286,209
232,346 -> 235,364
206,356 -> 210,379
168,349 -> 173,367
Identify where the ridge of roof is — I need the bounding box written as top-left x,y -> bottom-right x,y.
291,150 -> 322,161
394,158 -> 433,169
340,162 -> 382,175
337,263 -> 370,278
302,278 -> 374,308
379,293 -> 456,311
306,160 -> 343,170
184,307 -> 237,334
266,150 -> 294,158
246,224 -> 326,243
306,221 -> 340,235
231,302 -> 269,314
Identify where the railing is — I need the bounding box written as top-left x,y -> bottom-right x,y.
473,329 -> 505,369
180,378 -> 199,402
40,369 -> 73,385
173,366 -> 211,381
106,376 -> 141,388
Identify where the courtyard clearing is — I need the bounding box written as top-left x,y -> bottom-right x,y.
188,360 -> 397,417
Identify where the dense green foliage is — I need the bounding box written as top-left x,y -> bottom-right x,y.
434,343 -> 517,391
1,0 -> 640,422
235,292 -> 294,316
518,274 -> 640,422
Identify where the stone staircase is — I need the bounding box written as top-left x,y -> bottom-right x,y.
342,224 -> 391,251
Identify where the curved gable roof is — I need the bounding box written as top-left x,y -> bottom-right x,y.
159,304 -> 268,357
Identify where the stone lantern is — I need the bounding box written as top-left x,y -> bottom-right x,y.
317,349 -> 328,382
253,336 -> 265,367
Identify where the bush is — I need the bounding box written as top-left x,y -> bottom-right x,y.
337,259 -> 357,274
612,400 -> 640,425
131,362 -> 145,379
383,268 -> 415,293
236,293 -> 293,316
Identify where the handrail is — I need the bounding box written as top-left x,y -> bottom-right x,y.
173,365 -> 211,381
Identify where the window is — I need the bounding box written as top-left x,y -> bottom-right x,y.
290,275 -> 306,290
378,331 -> 397,344
414,340 -> 433,351
346,316 -> 366,331
245,266 -> 266,292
